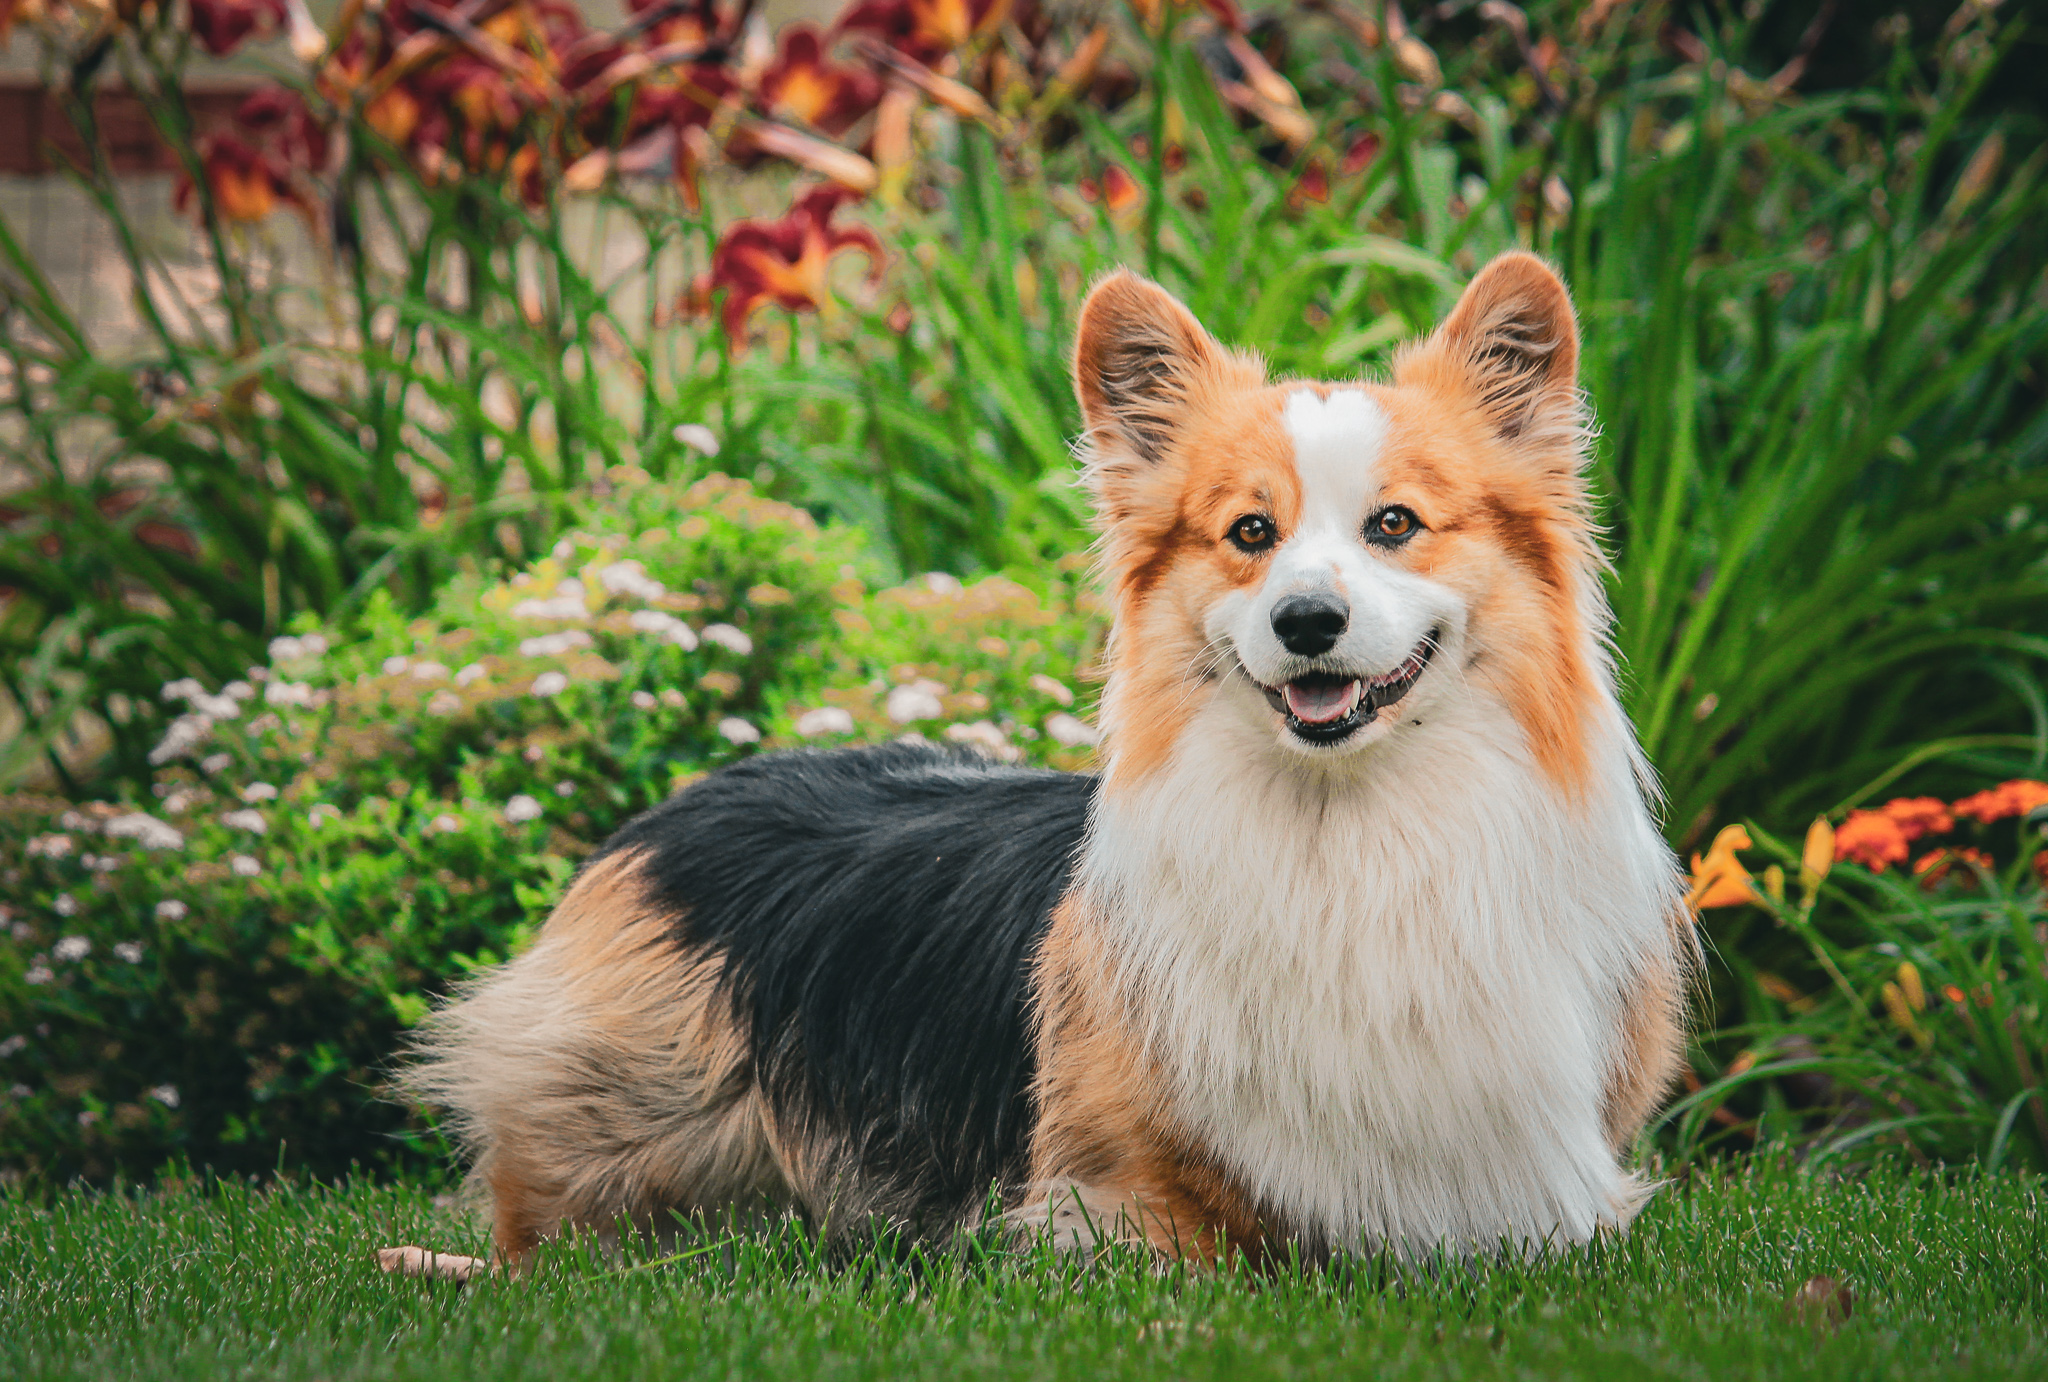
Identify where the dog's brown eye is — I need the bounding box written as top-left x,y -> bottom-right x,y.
1371,507 -> 1420,541
1228,515 -> 1275,553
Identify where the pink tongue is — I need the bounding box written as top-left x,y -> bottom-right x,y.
1283,680 -> 1360,724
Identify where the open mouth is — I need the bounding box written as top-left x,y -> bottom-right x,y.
1255,630 -> 1440,744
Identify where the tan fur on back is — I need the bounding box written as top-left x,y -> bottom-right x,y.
402,851 -> 787,1258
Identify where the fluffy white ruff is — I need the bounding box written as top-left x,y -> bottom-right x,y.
1079,686 -> 1680,1258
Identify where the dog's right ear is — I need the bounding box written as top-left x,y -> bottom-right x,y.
1072,271 -> 1223,468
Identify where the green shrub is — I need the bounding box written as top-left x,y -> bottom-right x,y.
0,474 -> 1101,1183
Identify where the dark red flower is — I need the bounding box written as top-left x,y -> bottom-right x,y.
1288,157 -> 1329,208
704,185 -> 882,342
1341,131 -> 1382,177
760,25 -> 882,136
836,0 -> 1000,67
190,0 -> 287,57
175,85 -> 330,223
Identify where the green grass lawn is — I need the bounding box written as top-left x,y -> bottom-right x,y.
2,1158 -> 2042,1381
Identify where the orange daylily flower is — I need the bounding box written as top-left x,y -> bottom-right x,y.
1100,162 -> 1143,214
1876,796 -> 1953,841
762,24 -> 883,135
1833,809 -> 1910,873
1952,779 -> 2048,824
703,186 -> 883,342
1687,824 -> 1755,910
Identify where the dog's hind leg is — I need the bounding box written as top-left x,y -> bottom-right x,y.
403,850 -> 789,1267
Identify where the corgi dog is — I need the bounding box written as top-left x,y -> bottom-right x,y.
406,250 -> 1693,1266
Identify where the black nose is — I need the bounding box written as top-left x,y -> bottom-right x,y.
1270,593 -> 1348,657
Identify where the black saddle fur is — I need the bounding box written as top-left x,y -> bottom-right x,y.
590,743 -> 1093,1224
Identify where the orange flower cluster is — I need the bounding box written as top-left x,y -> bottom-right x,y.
1952,779 -> 2048,824
1689,778 -> 2048,906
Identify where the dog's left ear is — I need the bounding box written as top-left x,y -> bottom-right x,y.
1401,251 -> 1579,441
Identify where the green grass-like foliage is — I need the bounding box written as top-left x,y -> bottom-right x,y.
1,1158 -> 2043,1381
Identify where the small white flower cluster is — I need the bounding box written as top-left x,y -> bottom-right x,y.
148,1084 -> 180,1109
267,633 -> 329,662
426,690 -> 464,716
946,720 -> 1022,763
230,855 -> 261,877
530,671 -> 570,697
1045,713 -> 1099,747
455,663 -> 487,687
52,936 -> 89,962
718,718 -> 760,746
24,964 -> 53,985
104,812 -> 184,851
428,814 -> 462,834
241,783 -> 277,803
263,680 -> 320,708
886,680 -> 947,723
0,1035 -> 25,1058
53,895 -> 77,917
672,423 -> 720,455
113,941 -> 145,963
151,678 -> 255,765
629,688 -> 689,711
221,809 -> 268,835
597,559 -> 665,602
510,578 -> 590,622
700,623 -> 752,656
795,707 -> 856,737
25,833 -> 72,859
519,630 -> 592,658
307,804 -> 341,830
1029,674 -> 1075,707
504,794 -> 544,824
628,609 -> 699,650
156,900 -> 189,921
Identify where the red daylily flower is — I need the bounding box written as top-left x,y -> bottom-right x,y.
175,85 -> 330,223
176,134 -> 290,222
703,186 -> 882,342
761,24 -> 883,136
837,0 -> 1003,67
191,0 -> 287,57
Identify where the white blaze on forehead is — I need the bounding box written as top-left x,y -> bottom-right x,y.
1283,388 -> 1389,535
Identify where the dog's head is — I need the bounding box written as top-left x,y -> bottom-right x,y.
1074,252 -> 1609,791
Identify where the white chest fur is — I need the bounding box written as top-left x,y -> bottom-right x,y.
1080,693 -> 1681,1255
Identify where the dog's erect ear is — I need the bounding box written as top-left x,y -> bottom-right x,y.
1406,251 -> 1579,441
1073,271 -> 1224,466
